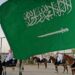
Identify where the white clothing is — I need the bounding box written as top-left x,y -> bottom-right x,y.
36,55 -> 43,60
5,53 -> 13,62
57,54 -> 63,63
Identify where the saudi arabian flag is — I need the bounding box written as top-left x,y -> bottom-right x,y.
0,0 -> 75,59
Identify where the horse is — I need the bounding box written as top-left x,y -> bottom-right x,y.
2,59 -> 17,67
49,56 -> 68,73
2,59 -> 17,75
64,54 -> 75,75
2,59 -> 25,75
32,56 -> 48,69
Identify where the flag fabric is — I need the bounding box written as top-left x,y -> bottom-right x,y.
0,0 -> 75,59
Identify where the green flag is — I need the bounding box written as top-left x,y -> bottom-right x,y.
0,0 -> 75,59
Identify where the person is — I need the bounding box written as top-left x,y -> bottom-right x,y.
55,52 -> 64,65
3,49 -> 14,66
36,55 -> 43,61
5,50 -> 13,62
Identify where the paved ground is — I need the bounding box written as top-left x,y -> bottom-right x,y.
3,63 -> 72,75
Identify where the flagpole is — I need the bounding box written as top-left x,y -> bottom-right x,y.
0,37 -> 5,50
19,60 -> 22,75
0,37 -> 6,75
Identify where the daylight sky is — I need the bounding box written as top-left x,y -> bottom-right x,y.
0,0 -> 10,53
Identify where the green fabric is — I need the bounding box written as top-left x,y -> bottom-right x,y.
0,0 -> 75,59
0,6 -> 1,24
